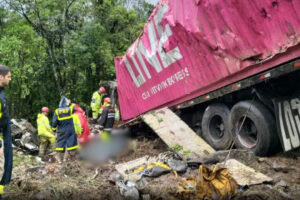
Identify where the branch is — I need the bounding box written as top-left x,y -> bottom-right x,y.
3,0 -> 35,27
64,0 -> 76,23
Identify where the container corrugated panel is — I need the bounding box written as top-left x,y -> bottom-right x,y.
115,0 -> 300,120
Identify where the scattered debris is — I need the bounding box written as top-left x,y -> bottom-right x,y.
3,120 -> 300,200
220,159 -> 273,185
116,178 -> 139,200
178,165 -> 238,200
168,159 -> 187,172
135,162 -> 171,177
116,156 -> 150,182
142,108 -> 215,162
11,119 -> 39,154
92,168 -> 99,179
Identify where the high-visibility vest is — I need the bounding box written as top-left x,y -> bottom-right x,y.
55,106 -> 74,121
37,113 -> 52,136
73,114 -> 82,135
90,91 -> 103,113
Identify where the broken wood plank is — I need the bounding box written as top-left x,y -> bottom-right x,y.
142,108 -> 215,162
221,159 -> 273,185
115,156 -> 156,182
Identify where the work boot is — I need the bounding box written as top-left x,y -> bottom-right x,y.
63,151 -> 69,162
55,152 -> 63,164
69,150 -> 78,161
38,141 -> 48,157
50,142 -> 56,153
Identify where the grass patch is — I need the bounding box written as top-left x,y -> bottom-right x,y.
168,144 -> 183,152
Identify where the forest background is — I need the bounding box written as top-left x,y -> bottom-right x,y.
0,0 -> 154,121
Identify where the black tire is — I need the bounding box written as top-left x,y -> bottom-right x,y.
229,100 -> 280,156
201,104 -> 233,150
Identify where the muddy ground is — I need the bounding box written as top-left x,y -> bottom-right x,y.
3,124 -> 300,200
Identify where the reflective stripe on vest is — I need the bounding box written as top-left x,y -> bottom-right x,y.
55,107 -> 73,121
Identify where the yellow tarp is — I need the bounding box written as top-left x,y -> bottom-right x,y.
179,165 -> 238,200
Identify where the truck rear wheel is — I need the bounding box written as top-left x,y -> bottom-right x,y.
201,104 -> 232,150
229,100 -> 279,156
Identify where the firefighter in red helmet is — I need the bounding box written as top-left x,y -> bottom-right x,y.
37,107 -> 56,158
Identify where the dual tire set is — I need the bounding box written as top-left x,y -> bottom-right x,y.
201,101 -> 280,156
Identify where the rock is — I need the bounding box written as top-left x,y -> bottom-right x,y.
167,159 -> 187,172
11,119 -> 39,154
136,178 -> 148,189
258,157 -> 267,163
275,180 -> 288,188
108,172 -> 122,183
117,180 -> 139,200
126,181 -> 136,187
272,161 -> 293,173
35,157 -> 44,164
25,167 -> 44,173
34,191 -> 46,200
274,180 -> 291,198
142,194 -> 151,200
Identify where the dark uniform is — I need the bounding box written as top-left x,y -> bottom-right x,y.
99,105 -> 115,132
0,87 -> 12,186
52,99 -> 78,151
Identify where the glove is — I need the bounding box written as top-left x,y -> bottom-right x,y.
92,118 -> 97,124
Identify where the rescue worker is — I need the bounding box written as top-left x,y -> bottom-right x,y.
37,107 -> 56,157
90,86 -> 106,124
74,104 -> 90,145
52,97 -> 79,163
0,65 -> 12,195
114,105 -> 120,121
99,97 -> 115,140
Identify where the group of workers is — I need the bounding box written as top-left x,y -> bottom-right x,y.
0,63 -> 119,195
36,86 -> 118,163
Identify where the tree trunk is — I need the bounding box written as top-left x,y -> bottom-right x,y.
47,47 -> 63,96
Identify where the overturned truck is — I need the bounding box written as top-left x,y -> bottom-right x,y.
114,0 -> 300,156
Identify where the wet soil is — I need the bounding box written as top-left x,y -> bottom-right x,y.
4,134 -> 167,200
3,124 -> 300,200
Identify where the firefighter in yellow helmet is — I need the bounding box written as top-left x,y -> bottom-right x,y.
37,107 -> 56,158
90,87 -> 106,124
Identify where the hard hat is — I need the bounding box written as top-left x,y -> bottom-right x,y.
98,87 -> 106,94
104,97 -> 111,103
41,107 -> 50,113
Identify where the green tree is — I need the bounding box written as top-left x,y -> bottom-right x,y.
4,0 -> 87,94
0,0 -> 154,121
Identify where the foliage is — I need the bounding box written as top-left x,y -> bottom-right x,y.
0,0 -> 154,122
168,144 -> 183,152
